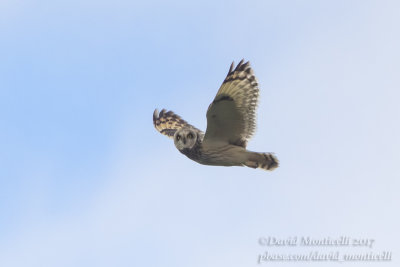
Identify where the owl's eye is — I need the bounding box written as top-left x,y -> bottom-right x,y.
176,135 -> 181,141
187,133 -> 194,139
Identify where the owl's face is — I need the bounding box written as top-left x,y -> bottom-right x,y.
174,128 -> 198,150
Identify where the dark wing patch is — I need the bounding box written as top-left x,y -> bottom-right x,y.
212,95 -> 234,104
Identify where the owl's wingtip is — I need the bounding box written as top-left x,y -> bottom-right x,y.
228,61 -> 235,74
153,109 -> 159,123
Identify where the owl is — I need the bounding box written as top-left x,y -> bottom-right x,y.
153,60 -> 278,171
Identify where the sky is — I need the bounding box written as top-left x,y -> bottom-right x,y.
0,0 -> 399,266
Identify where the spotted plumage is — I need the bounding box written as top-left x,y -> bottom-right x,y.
153,109 -> 203,138
153,59 -> 278,171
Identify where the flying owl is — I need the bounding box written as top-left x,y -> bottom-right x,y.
153,60 -> 278,171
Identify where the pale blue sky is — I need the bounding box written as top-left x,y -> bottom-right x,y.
0,1 -> 399,266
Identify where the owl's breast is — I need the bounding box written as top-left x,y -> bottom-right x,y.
179,145 -> 203,162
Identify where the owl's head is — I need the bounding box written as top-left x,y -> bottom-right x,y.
174,128 -> 198,150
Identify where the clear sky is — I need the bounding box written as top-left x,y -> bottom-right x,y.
1,0 -> 399,266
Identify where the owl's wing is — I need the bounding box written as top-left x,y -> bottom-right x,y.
153,109 -> 203,139
203,60 -> 259,148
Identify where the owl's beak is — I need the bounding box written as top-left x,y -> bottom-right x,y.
183,138 -> 186,145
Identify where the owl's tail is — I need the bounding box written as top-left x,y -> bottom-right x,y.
244,152 -> 279,171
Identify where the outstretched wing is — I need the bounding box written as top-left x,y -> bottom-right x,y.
203,60 -> 259,148
153,109 -> 203,139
